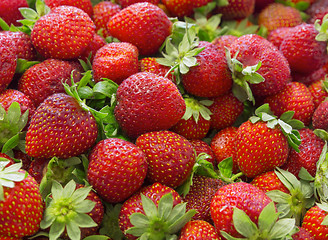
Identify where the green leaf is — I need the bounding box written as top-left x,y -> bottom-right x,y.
0,17 -> 10,31
51,181 -> 64,200
141,194 -> 158,219
218,157 -> 233,179
269,218 -> 295,238
83,236 -> 110,240
277,119 -> 293,134
298,167 -> 315,181
220,231 -> 245,240
71,186 -> 92,203
74,199 -> 96,214
1,134 -> 20,154
158,193 -> 174,220
280,111 -> 295,123
49,220 -> 65,240
74,213 -> 97,228
129,212 -> 150,229
258,202 -> 279,233
233,207 -> 258,238
167,208 -> 197,234
266,190 -> 290,203
16,59 -> 40,74
19,7 -> 39,20
67,221 -> 81,240
62,180 -> 76,199
275,168 -> 301,191
35,0 -> 50,16
322,215 -> 328,225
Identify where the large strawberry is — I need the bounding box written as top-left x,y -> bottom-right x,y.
25,93 -> 98,159
136,130 -> 196,188
87,138 -> 148,203
161,0 -> 212,18
0,160 -> 44,238
179,220 -> 220,240
114,72 -> 185,139
107,2 -> 172,55
44,0 -> 93,17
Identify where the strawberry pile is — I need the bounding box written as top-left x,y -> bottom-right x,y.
1,0 -> 328,239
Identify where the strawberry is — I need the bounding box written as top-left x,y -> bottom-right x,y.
139,57 -> 176,82
0,236 -> 21,240
179,220 -> 221,240
114,72 -> 185,139
31,5 -> 95,59
210,182 -> 273,238
258,3 -> 303,33
212,35 -> 238,50
0,37 -> 17,94
292,227 -> 315,240
189,139 -> 217,167
216,0 -> 256,20
79,33 -> 106,62
27,157 -> 49,184
107,2 -> 172,55
118,0 -> 161,8
182,175 -> 225,223
136,130 -> 196,188
251,170 -> 290,194
208,92 -> 244,130
0,153 -> 15,165
92,42 -> 139,84
306,0 -> 328,24
181,41 -> 233,98
267,27 -> 294,48
302,204 -> 328,240
264,81 -> 315,126
0,0 -> 28,26
25,93 -> 98,159
279,23 -> 327,75
308,77 -> 328,108
312,100 -> 328,130
44,0 -> 94,17
0,161 -> 44,238
18,59 -> 82,107
13,150 -> 32,170
87,138 -> 147,203
161,0 -> 212,18
254,0 -> 274,12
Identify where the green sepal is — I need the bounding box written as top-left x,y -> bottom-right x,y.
233,207 -> 258,238
316,202 -> 328,226
99,202 -> 125,240
83,236 -> 111,240
315,13 -> 328,52
182,96 -> 213,123
213,0 -> 229,7
0,17 -> 10,31
16,58 -> 40,74
221,18 -> 259,37
314,129 -> 328,141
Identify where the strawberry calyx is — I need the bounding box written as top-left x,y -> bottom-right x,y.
181,96 -> 213,123
265,168 -> 315,226
221,18 -> 260,37
316,202 -> 328,226
126,193 -> 196,240
226,48 -> 265,104
249,104 -> 304,152
220,201 -> 296,240
315,13 -> 328,51
40,180 -> 97,240
99,202 -> 125,240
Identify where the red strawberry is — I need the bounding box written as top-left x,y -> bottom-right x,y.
136,130 -> 196,188
258,3 -> 303,33
139,57 -> 176,82
0,153 -> 15,165
292,227 -> 315,240
312,100 -> 328,130
267,27 -> 294,49
13,150 -> 32,171
92,42 -> 139,84
27,158 -> 49,184
0,0 -> 28,26
0,38 -> 16,94
79,33 -> 106,62
189,139 -> 217,167
18,59 -> 82,107
44,0 -> 94,17
119,0 -> 161,8
254,0 -> 274,12
87,138 -> 148,203
302,205 -> 328,240
161,0 -> 212,18
306,0 -> 328,24
216,0 -> 256,20
264,81 -> 315,126
279,23 -> 327,75
107,2 -> 172,55
293,61 -> 328,86
25,93 -> 98,159
212,35 -> 238,50
0,161 -> 44,238
114,72 -> 185,139
181,41 -> 233,98
251,170 -> 289,193
0,236 -> 21,240
31,5 -> 95,59
210,182 -> 272,238
179,220 -> 221,240
308,78 -> 328,108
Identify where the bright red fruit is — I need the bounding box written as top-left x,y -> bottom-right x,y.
0,39 -> 16,94
302,205 -> 328,240
179,220 -> 221,240
119,0 -> 160,8
0,0 -> 28,26
251,170 -> 290,193
161,0 -> 212,18
216,0 -> 255,20
44,0 -> 94,17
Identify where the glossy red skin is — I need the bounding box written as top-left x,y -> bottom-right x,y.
282,128 -> 325,178
0,40 -> 16,94
114,72 -> 185,139
294,62 -> 328,86
230,34 -> 291,98
251,170 -> 290,194
44,0 -> 94,17
25,93 -> 98,159
216,0 -> 255,20
0,0 -> 28,26
210,182 -> 272,238
0,236 -> 22,240
79,33 -> 106,62
161,0 -> 212,17
264,82 -> 315,126
182,41 -> 232,98
212,35 -> 238,50
308,79 -> 328,108
92,1 -> 121,38
92,42 -> 139,84
292,227 -> 315,240
18,59 -> 82,107
302,206 -> 328,240
31,6 -> 95,59
0,171 -> 44,238
267,27 -> 294,49
189,139 -> 217,167
312,100 -> 328,130
235,120 -> 289,178
119,182 -> 182,240
107,2 -> 172,56
306,0 -> 328,24
280,24 -> 327,75
139,57 -> 176,83
258,3 -> 303,33
119,0 -> 160,8
136,130 -> 196,188
87,138 -> 148,203
183,176 -> 225,223
179,220 -> 221,240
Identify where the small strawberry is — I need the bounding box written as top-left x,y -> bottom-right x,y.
267,27 -> 294,48
189,139 -> 217,167
44,0 -> 94,17
0,38 -> 16,94
118,0 -> 161,8
92,42 -> 139,84
251,170 -> 290,194
312,100 -> 328,130
179,220 -> 221,240
87,138 -> 148,203
114,72 -> 185,139
308,77 -> 328,108
136,130 -> 196,188
302,204 -> 328,240
79,33 -> 106,62
216,0 -> 256,20
161,0 -> 212,18
139,57 -> 176,82
107,2 -> 172,55
0,0 -> 28,26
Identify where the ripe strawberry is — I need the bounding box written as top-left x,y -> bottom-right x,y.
13,150 -> 32,170
31,5 -> 95,59
306,0 -> 328,24
251,170 -> 289,193
0,236 -> 21,240
107,2 -> 172,55
92,1 -> 121,38
258,3 -> 303,33
312,100 -> 328,130
208,92 -> 244,130
18,59 -> 82,107
44,0 -> 94,17
179,220 -> 221,240
0,38 -> 16,94
25,93 -> 98,159
182,175 -> 225,222
267,27 -> 294,48
87,138 -> 147,203
0,161 -> 44,238
292,227 -> 315,240
279,23 -> 327,75
139,57 -> 176,82
0,153 -> 15,165
161,0 -> 212,18
210,182 -> 272,238
114,72 -> 185,139
92,42 -> 139,84
189,139 -> 217,167
216,0 -> 256,20
119,0 -> 160,8
0,0 -> 28,26
308,78 -> 328,108
212,35 -> 238,50
79,33 -> 106,62
302,205 -> 328,240
181,41 -> 233,98
136,130 -> 196,188
254,0 -> 274,12
264,81 -> 315,126
28,157 -> 49,184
